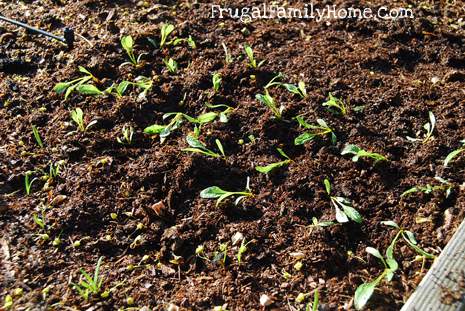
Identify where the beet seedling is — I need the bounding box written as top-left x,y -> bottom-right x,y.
256,90 -> 283,119
401,176 -> 453,198
32,125 -> 44,148
71,256 -> 105,300
212,73 -> 222,92
54,66 -> 102,100
183,135 -> 225,158
294,116 -> 336,145
354,246 -> 398,310
406,111 -> 436,143
163,57 -> 178,74
255,148 -> 292,174
200,178 -> 253,206
204,103 -> 234,123
121,35 -> 146,67
444,139 -> 465,167
324,178 -> 362,223
222,43 -> 233,64
282,81 -> 307,98
24,171 -> 37,195
244,44 -> 265,69
341,144 -> 387,163
322,93 -> 349,115
70,108 -> 97,132
237,239 -> 254,264
160,24 -> 175,48
117,125 -> 134,145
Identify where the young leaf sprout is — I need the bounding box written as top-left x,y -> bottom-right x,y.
354,246 -> 398,310
212,72 -> 222,92
401,176 -> 453,198
163,58 -> 178,74
160,24 -> 175,48
341,144 -> 387,163
70,108 -> 97,132
237,239 -> 254,264
324,178 -> 362,223
24,171 -> 37,195
71,257 -> 105,301
32,125 -> 44,148
182,135 -> 226,158
54,66 -> 101,100
222,42 -> 233,64
200,178 -> 253,206
294,116 -> 336,145
322,93 -> 349,115
406,111 -> 436,143
255,148 -> 292,174
117,125 -> 134,145
244,44 -> 265,69
256,90 -> 283,119
282,81 -> 307,98
120,35 -> 146,67
444,139 -> 465,167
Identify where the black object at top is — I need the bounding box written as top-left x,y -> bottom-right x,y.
0,14 -> 74,49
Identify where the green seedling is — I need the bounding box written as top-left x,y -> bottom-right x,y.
144,111 -> 217,143
294,116 -> 336,145
24,171 -> 37,195
183,135 -> 225,158
204,103 -> 234,123
237,239 -> 254,264
354,246 -> 398,310
160,24 -> 175,48
255,148 -> 292,174
71,256 -> 105,301
213,243 -> 229,266
70,108 -> 97,132
39,161 -> 62,181
354,221 -> 435,309
444,139 -> 465,167
306,289 -> 319,311
324,178 -> 362,223
256,90 -> 283,119
117,125 -> 134,145
3,295 -> 13,309
212,73 -> 222,92
163,58 -> 178,74
54,66 -> 102,100
282,81 -> 307,98
264,73 -> 284,89
222,42 -> 233,64
309,217 -> 335,229
402,176 -> 453,198
406,111 -> 436,143
121,35 -> 146,67
187,35 -> 196,49
200,178 -> 253,206
244,44 -> 265,69
341,144 -> 387,163
322,93 -> 349,115
32,125 -> 44,148
33,210 -> 46,230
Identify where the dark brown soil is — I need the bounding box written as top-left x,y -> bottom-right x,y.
1,0 -> 465,310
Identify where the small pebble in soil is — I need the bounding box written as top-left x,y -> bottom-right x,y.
260,294 -> 272,306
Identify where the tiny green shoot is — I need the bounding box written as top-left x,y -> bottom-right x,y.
32,125 -> 44,148
71,256 -> 105,301
244,44 -> 265,69
222,43 -> 233,64
160,24 -> 175,48
117,125 -> 134,145
341,144 -> 387,163
237,239 -> 254,264
182,135 -> 226,158
282,81 -> 307,98
294,116 -> 336,145
322,93 -> 349,115
163,58 -> 178,74
70,108 -> 96,132
324,178 -> 362,223
54,66 -> 102,100
444,139 -> 465,167
256,90 -> 283,119
255,148 -> 292,174
121,35 -> 146,67
200,178 -> 253,206
406,111 -> 436,143
401,176 -> 453,198
212,73 -> 222,92
25,171 -> 37,195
